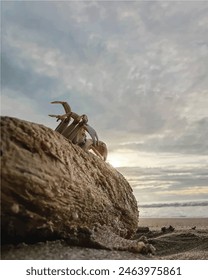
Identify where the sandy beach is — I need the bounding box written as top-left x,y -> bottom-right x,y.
1,218 -> 208,260
137,218 -> 208,259
139,217 -> 208,229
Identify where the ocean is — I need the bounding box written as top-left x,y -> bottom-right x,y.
117,166 -> 208,218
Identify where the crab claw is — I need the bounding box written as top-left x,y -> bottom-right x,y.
84,124 -> 99,146
82,139 -> 94,151
83,139 -> 108,161
93,141 -> 108,161
51,101 -> 71,113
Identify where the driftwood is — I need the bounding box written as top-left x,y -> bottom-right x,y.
1,117 -> 154,254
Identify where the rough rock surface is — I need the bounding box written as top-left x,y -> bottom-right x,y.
1,116 -> 149,253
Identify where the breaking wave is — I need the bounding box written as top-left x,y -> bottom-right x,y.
139,201 -> 208,208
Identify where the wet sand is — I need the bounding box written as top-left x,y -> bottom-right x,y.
139,217 -> 208,229
1,218 -> 208,260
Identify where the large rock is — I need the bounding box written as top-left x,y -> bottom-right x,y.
1,116 -> 139,247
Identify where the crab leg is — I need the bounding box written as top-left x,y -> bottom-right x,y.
94,141 -> 108,161
84,124 -> 99,146
51,101 -> 71,113
62,112 -> 82,138
63,115 -> 88,143
82,139 -> 107,161
49,113 -> 72,133
50,101 -> 72,133
68,122 -> 86,144
54,116 -> 70,133
81,139 -> 102,159
91,146 -> 104,160
49,100 -> 107,160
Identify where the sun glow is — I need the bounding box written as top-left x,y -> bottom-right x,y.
107,154 -> 124,168
107,150 -> 135,168
107,149 -> 161,168
107,149 -> 208,169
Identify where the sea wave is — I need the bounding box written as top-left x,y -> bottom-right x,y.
139,201 -> 208,208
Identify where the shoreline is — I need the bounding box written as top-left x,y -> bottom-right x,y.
1,217 -> 208,260
139,217 -> 208,228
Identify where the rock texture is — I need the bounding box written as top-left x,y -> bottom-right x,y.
1,117 -> 142,252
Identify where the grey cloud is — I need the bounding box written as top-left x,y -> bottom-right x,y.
157,117 -> 208,155
2,2 -> 88,61
118,165 -> 208,192
123,165 -> 208,207
169,118 -> 208,155
1,1 -> 208,157
110,116 -> 208,155
1,51 -> 59,98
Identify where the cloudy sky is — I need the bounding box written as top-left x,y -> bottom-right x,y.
1,1 -> 208,213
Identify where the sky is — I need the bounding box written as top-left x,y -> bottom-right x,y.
1,1 -> 208,215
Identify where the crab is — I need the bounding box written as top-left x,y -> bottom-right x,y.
49,101 -> 108,161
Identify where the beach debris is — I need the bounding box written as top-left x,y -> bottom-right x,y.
49,101 -> 108,161
169,225 -> 175,231
1,117 -> 142,254
161,227 -> 166,233
136,226 -> 150,233
161,225 -> 175,233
